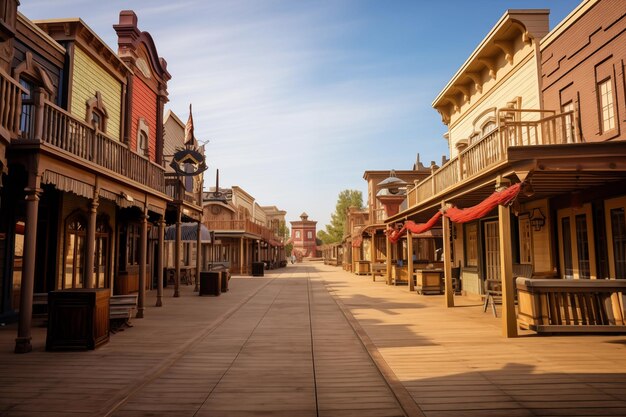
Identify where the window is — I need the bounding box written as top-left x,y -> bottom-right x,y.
295,230 -> 301,239
518,216 -> 532,265
86,92 -> 108,133
126,224 -> 141,266
137,118 -> 150,157
464,223 -> 478,267
481,120 -> 496,137
484,221 -> 500,281
598,78 -> 616,133
63,215 -> 87,289
575,214 -> 591,279
19,78 -> 35,135
307,231 -> 313,239
94,217 -> 110,289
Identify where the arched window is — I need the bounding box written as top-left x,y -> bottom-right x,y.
137,118 -> 150,157
86,92 -> 108,133
63,213 -> 87,289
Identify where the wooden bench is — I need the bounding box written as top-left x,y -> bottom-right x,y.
109,294 -> 138,332
517,278 -> 626,333
483,263 -> 533,317
371,263 -> 386,282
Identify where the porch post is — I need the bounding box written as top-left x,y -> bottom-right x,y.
15,175 -> 41,353
407,230 -> 414,292
85,194 -> 99,289
442,203 -> 454,307
174,208 -> 181,297
385,236 -> 392,285
239,237 -> 244,274
156,217 -> 164,307
137,207 -> 147,318
194,221 -> 201,292
498,178 -> 517,337
370,232 -> 377,282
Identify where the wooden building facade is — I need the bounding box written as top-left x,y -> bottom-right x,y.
0,5 -> 176,352
386,0 -> 626,337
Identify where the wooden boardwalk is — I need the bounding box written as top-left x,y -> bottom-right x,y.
0,262 -> 625,416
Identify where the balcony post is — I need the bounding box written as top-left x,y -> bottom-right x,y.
407,230 -> 414,292
497,177 -> 517,338
137,206 -> 148,318
33,88 -> 46,141
174,207 -> 181,298
194,220 -> 201,292
385,235 -> 392,285
156,217 -> 165,307
15,171 -> 41,353
370,232 -> 377,282
84,193 -> 99,289
442,202 -> 454,308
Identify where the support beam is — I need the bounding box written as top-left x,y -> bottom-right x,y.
174,208 -> 181,297
15,175 -> 41,353
137,207 -> 148,318
239,237 -> 244,275
84,194 -> 99,289
370,232 -> 377,282
498,179 -> 517,337
442,203 -> 454,307
156,217 -> 165,307
194,221 -> 201,292
407,231 -> 414,292
385,236 -> 391,285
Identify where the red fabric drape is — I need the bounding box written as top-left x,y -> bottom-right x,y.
386,211 -> 442,243
444,182 -> 522,223
352,237 -> 363,247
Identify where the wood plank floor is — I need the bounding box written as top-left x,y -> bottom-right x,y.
0,262 -> 625,416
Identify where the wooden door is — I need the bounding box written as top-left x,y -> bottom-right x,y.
557,204 -> 596,279
605,196 -> 626,279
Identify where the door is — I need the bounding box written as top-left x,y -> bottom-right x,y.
557,204 -> 596,279
605,196 -> 626,279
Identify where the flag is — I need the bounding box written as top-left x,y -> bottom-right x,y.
184,103 -> 195,146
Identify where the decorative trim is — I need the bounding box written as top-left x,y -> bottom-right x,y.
42,170 -> 93,199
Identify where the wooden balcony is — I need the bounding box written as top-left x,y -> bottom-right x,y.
407,108 -> 578,207
16,99 -> 165,193
165,175 -> 201,206
206,219 -> 280,243
0,68 -> 26,142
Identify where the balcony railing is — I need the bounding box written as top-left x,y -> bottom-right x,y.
165,175 -> 200,206
0,68 -> 26,140
205,219 -> 280,243
17,100 -> 165,193
407,108 -> 578,207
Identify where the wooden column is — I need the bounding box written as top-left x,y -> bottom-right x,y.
239,237 -> 244,275
15,176 -> 41,353
370,232 -> 377,282
407,231 -> 414,292
174,208 -> 181,297
498,179 -> 517,337
85,195 -> 99,289
156,218 -> 165,307
194,221 -> 201,292
137,208 -> 148,318
442,204 -> 454,307
385,236 -> 392,285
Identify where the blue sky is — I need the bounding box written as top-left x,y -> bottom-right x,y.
21,0 -> 582,229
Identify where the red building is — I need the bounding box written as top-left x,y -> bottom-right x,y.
290,213 -> 318,259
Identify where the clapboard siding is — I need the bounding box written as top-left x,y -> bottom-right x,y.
450,52 -> 541,153
131,77 -> 157,161
71,46 -> 123,141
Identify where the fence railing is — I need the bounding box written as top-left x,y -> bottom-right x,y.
407,108 -> 578,207
205,219 -> 281,243
0,68 -> 26,140
18,100 -> 165,193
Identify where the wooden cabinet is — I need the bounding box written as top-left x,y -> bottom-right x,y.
355,261 -> 370,275
46,289 -> 110,351
415,270 -> 444,294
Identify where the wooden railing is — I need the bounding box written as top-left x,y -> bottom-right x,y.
516,278 -> 626,333
165,176 -> 200,206
0,68 -> 26,140
205,219 -> 279,243
407,108 -> 578,207
17,101 -> 165,193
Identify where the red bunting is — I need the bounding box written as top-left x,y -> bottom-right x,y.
444,182 -> 522,223
385,211 -> 442,243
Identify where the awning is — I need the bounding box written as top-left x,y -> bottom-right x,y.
165,222 -> 212,242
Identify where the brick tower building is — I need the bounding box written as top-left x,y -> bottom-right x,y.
290,212 -> 318,259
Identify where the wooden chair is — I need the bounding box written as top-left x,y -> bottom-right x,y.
483,263 -> 533,317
